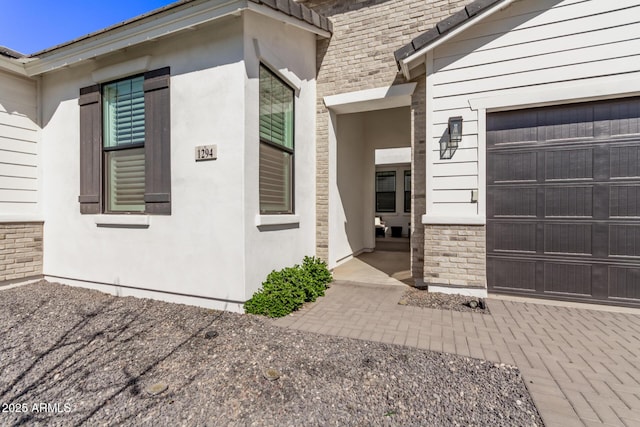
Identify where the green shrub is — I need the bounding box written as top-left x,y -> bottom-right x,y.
244,256 -> 333,318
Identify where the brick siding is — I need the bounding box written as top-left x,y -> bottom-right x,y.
423,224 -> 486,288
0,223 -> 43,283
302,0 -> 471,279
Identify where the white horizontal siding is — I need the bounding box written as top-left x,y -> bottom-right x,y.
434,21 -> 640,73
0,176 -> 37,191
427,0 -> 640,217
432,189 -> 475,203
432,147 -> 477,164
0,110 -> 38,129
0,136 -> 38,155
0,188 -> 37,203
0,70 -> 40,217
0,162 -> 38,179
433,161 -> 477,177
433,38 -> 640,87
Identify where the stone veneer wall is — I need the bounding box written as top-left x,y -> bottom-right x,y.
423,225 -> 486,288
301,0 -> 470,279
0,223 -> 43,283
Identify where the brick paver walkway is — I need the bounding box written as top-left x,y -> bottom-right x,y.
274,280 -> 640,427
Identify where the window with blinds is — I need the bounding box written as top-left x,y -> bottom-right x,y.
404,170 -> 411,213
259,65 -> 294,214
102,76 -> 145,212
376,171 -> 396,213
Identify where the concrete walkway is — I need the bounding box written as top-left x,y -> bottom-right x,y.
273,254 -> 640,427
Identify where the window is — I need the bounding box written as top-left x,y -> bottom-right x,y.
78,67 -> 171,215
103,76 -> 145,212
376,171 -> 396,212
259,65 -> 294,214
404,170 -> 411,213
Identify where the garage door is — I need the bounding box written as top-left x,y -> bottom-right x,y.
487,97 -> 640,307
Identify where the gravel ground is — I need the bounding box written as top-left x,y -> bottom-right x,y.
0,281 -> 541,426
399,288 -> 490,314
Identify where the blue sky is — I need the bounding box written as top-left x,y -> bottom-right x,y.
1,0 -> 177,55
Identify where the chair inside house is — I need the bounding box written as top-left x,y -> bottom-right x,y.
375,216 -> 387,237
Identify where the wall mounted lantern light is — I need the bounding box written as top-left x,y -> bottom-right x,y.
440,116 -> 463,159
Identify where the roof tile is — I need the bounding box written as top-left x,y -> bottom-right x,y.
466,0 -> 501,17
257,0 -> 276,8
301,5 -> 314,25
411,27 -> 440,53
311,9 -> 322,28
289,1 -> 302,19
276,0 -> 290,15
436,8 -> 470,35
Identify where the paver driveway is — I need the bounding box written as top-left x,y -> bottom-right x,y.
273,254 -> 640,427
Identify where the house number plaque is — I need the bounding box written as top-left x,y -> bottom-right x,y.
195,144 -> 217,161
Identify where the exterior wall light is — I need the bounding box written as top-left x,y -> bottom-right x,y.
448,116 -> 463,146
440,116 -> 462,159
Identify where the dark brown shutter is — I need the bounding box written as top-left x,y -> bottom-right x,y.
143,67 -> 171,214
78,84 -> 102,214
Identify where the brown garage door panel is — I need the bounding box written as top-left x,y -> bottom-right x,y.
545,149 -> 594,180
491,187 -> 537,216
544,223 -> 592,255
545,186 -> 593,217
487,97 -> 640,306
611,145 -> 640,177
492,223 -> 536,252
490,152 -> 537,182
609,225 -> 640,257
487,258 -> 536,291
543,262 -> 592,295
610,185 -> 640,216
609,266 -> 640,299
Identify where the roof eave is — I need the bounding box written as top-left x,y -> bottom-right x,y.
0,55 -> 28,77
397,0 -> 515,80
23,0 -> 330,77
24,0 -> 246,76
247,2 -> 331,38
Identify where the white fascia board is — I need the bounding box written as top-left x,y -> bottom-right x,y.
247,3 -> 331,38
400,0 -> 515,80
324,83 -> 417,114
0,56 -> 28,76
24,0 -> 246,76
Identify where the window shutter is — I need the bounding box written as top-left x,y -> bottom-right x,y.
78,84 -> 102,214
143,67 -> 171,214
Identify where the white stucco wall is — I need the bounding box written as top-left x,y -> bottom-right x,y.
242,11 -> 318,299
332,112 -> 366,265
41,17 -> 250,311
426,0 -> 640,222
40,10 -> 320,309
0,69 -> 41,221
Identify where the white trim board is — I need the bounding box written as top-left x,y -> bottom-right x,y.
422,215 -> 486,225
469,75 -> 640,111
